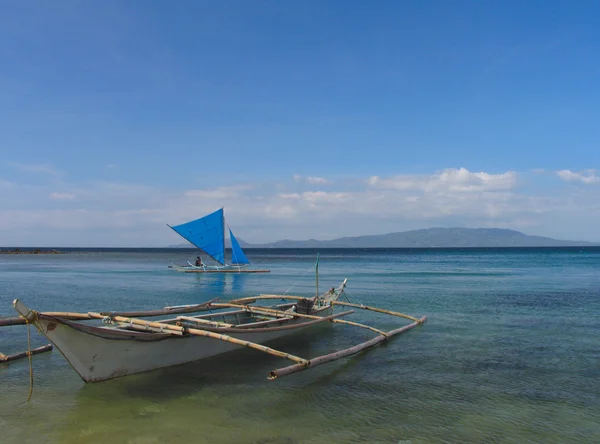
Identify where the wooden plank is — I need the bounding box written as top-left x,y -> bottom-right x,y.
212,303 -> 382,334
115,323 -> 184,335
211,303 -> 324,320
332,301 -> 423,323
233,316 -> 293,329
4,299 -> 219,327
268,316 -> 427,379
176,316 -> 234,328
230,295 -> 306,304
159,310 -> 248,324
0,344 -> 53,363
100,298 -> 219,317
85,311 -> 308,365
0,317 -> 28,327
331,319 -> 387,336
167,311 -> 355,334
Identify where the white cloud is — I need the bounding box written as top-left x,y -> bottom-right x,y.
368,167 -> 517,192
278,193 -> 301,199
556,169 -> 600,184
50,192 -> 75,200
306,176 -> 330,185
8,162 -> 60,176
1,168 -> 599,246
184,184 -> 253,200
293,174 -> 331,185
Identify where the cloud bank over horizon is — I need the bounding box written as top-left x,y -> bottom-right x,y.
0,165 -> 598,247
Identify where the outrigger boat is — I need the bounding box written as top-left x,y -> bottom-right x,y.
4,274 -> 426,383
167,208 -> 270,273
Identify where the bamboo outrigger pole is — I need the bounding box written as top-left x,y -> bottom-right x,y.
1,299 -> 219,327
268,316 -> 427,379
211,302 -> 383,334
0,344 -> 53,363
84,311 -> 309,365
332,301 -> 424,324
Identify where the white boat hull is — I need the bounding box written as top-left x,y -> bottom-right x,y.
34,308 -> 332,382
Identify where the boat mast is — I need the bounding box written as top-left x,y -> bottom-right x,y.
315,253 -> 320,298
221,206 -> 226,265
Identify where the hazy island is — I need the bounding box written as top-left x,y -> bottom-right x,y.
170,228 -> 598,249
0,248 -> 62,254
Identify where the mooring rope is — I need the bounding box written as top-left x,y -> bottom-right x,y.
25,320 -> 34,402
279,264 -> 315,297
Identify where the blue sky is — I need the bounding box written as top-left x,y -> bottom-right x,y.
1,0 -> 599,246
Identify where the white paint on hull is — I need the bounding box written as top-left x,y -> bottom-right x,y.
36,307 -> 333,382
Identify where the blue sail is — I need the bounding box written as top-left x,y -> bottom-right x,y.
169,208 -> 225,265
229,229 -> 250,265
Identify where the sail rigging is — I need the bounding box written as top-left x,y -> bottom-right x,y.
168,208 -> 250,267
229,229 -> 250,265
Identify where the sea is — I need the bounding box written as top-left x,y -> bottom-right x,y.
1,247 -> 599,444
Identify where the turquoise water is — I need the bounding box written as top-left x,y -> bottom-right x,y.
1,248 -> 599,443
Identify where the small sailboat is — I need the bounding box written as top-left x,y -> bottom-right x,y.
168,208 -> 270,273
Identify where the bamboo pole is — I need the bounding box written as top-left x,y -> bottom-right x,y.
160,309 -> 248,324
85,311 -> 308,365
233,317 -> 293,328
0,317 -> 29,327
3,299 -> 219,327
332,319 -> 388,336
268,316 -> 427,379
2,312 -> 91,326
176,316 -> 235,328
229,295 -> 306,304
211,303 -> 380,333
0,344 -> 53,363
115,323 -> 185,335
173,311 -> 355,334
100,298 -> 219,317
332,301 -> 424,323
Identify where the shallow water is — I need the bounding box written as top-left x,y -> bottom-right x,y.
1,248 -> 599,443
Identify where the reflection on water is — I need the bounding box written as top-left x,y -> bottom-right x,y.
1,248 -> 600,443
193,272 -> 251,296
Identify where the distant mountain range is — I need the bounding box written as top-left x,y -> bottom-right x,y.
169,228 -> 598,248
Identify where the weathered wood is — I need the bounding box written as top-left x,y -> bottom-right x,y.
194,309 -> 247,319
100,298 -> 219,317
2,312 -> 92,326
160,309 -> 248,324
0,317 -> 28,327
116,323 -> 184,335
331,319 -> 388,336
3,299 -> 219,327
332,301 -> 423,323
268,316 -> 427,379
213,303 -> 382,333
0,344 -> 53,363
171,310 -> 354,335
234,317 -> 293,329
176,316 -> 235,328
211,303 -> 319,318
230,295 -> 306,304
86,311 -> 308,365
171,311 -> 355,334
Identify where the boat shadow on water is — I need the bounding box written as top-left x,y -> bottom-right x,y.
75,324 -> 337,401
75,321 -> 379,404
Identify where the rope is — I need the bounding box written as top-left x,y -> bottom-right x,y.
341,289 -> 364,306
279,264 -> 315,297
25,320 -> 34,402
